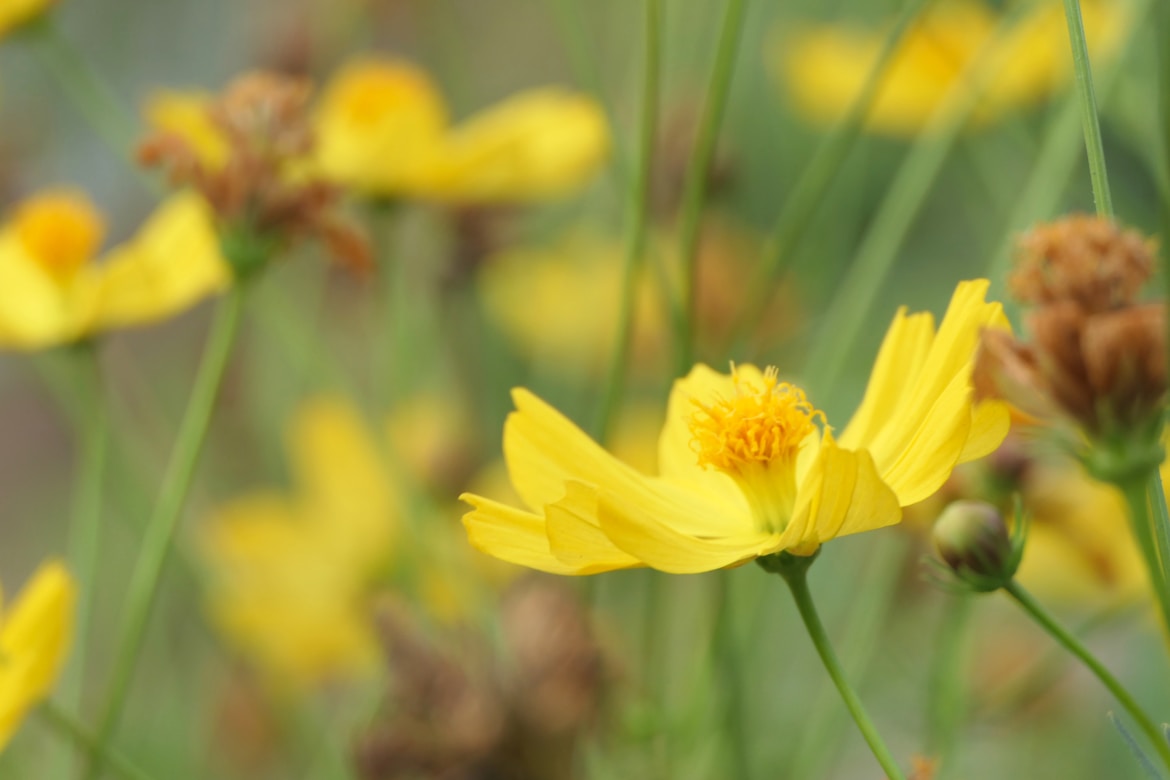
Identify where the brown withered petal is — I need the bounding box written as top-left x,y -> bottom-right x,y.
1024,302 -> 1097,428
1080,303 -> 1167,427
974,329 -> 1056,421
1010,215 -> 1156,312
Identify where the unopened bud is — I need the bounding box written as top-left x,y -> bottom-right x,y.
932,501 -> 1019,592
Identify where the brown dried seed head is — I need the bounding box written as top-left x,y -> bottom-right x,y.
1010,215 -> 1156,312
1080,302 -> 1167,427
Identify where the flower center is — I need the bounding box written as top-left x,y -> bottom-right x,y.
13,191 -> 105,284
688,366 -> 822,532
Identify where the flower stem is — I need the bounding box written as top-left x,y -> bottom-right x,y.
730,0 -> 936,352
1061,0 -> 1114,218
86,288 -> 246,780
56,342 -> 110,775
672,0 -> 747,375
39,700 -> 154,780
1118,474 -> 1170,641
24,17 -> 138,161
776,558 -> 907,780
1003,580 -> 1170,771
592,0 -> 660,442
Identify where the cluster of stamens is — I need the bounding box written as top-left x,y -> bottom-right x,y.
688,366 -> 822,474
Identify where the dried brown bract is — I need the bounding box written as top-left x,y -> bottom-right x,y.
139,71 -> 372,277
355,579 -> 606,780
975,215 -> 1166,454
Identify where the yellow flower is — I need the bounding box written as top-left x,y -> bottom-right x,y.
201,398 -> 396,690
0,0 -> 54,39
775,0 -> 1127,137
0,189 -> 230,349
144,91 -> 231,171
313,58 -> 448,197
0,561 -> 76,751
462,280 -> 1010,574
411,88 -> 610,204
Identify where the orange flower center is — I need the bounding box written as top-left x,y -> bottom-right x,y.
13,191 -> 105,283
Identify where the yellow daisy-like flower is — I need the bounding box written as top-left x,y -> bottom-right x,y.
0,560 -> 76,752
0,0 -> 54,39
775,0 -> 1127,137
462,280 -> 1010,574
201,398 -> 396,691
0,189 -> 230,350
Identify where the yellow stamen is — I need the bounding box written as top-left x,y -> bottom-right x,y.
688,366 -> 822,533
13,191 -> 105,283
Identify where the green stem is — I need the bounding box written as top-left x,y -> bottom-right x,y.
926,594 -> 974,777
1118,476 -> 1170,642
56,342 -> 110,774
672,0 -> 747,375
777,561 -> 907,780
38,701 -> 154,780
24,17 -> 137,161
730,0 -> 936,352
85,288 -> 246,780
712,570 -> 751,779
591,0 -> 660,442
805,5 -> 1032,394
1061,0 -> 1113,218
1003,580 -> 1170,771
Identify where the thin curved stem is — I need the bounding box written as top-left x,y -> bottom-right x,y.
56,342 -> 110,776
86,288 -> 246,780
672,0 -> 747,375
778,562 -> 907,780
1061,0 -> 1113,218
1004,580 -> 1170,772
592,0 -> 661,442
39,701 -> 154,780
712,570 -> 752,779
1118,476 -> 1170,643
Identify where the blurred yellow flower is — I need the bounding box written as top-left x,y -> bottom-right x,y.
0,189 -> 229,350
462,280 -> 1010,574
410,88 -> 610,204
774,0 -> 1127,137
145,91 -> 231,170
0,560 -> 75,752
201,398 -> 396,690
1016,459 -> 1148,607
314,58 -> 448,197
0,0 -> 54,39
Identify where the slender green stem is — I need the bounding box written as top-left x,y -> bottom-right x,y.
926,594 -> 974,778
805,5 -> 1031,394
1118,476 -> 1170,642
712,570 -> 752,779
56,342 -> 110,775
672,0 -> 747,374
730,0 -> 936,352
1061,0 -> 1113,218
1003,580 -> 1170,771
23,17 -> 137,161
1160,0 -> 1170,374
38,701 -> 154,780
86,288 -> 247,780
591,0 -> 660,442
778,562 -> 907,780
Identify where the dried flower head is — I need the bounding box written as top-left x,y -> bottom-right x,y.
139,71 -> 372,279
976,215 -> 1166,480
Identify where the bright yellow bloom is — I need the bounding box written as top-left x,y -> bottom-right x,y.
144,91 -> 231,170
410,88 -> 610,204
0,561 -> 75,751
462,280 -> 1010,574
201,398 -> 396,690
775,0 -> 1127,137
0,0 -> 54,38
0,189 -> 230,349
313,58 -> 448,196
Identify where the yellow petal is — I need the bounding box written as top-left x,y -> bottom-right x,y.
0,229 -> 98,349
791,433 -> 901,548
314,58 -> 449,196
958,398 -> 1011,463
544,481 -> 642,572
0,0 -> 51,39
461,493 -> 591,575
412,88 -> 609,203
840,279 -> 1010,505
94,193 -> 230,329
144,91 -> 230,171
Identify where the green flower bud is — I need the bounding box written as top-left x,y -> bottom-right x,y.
932,500 -> 1022,592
